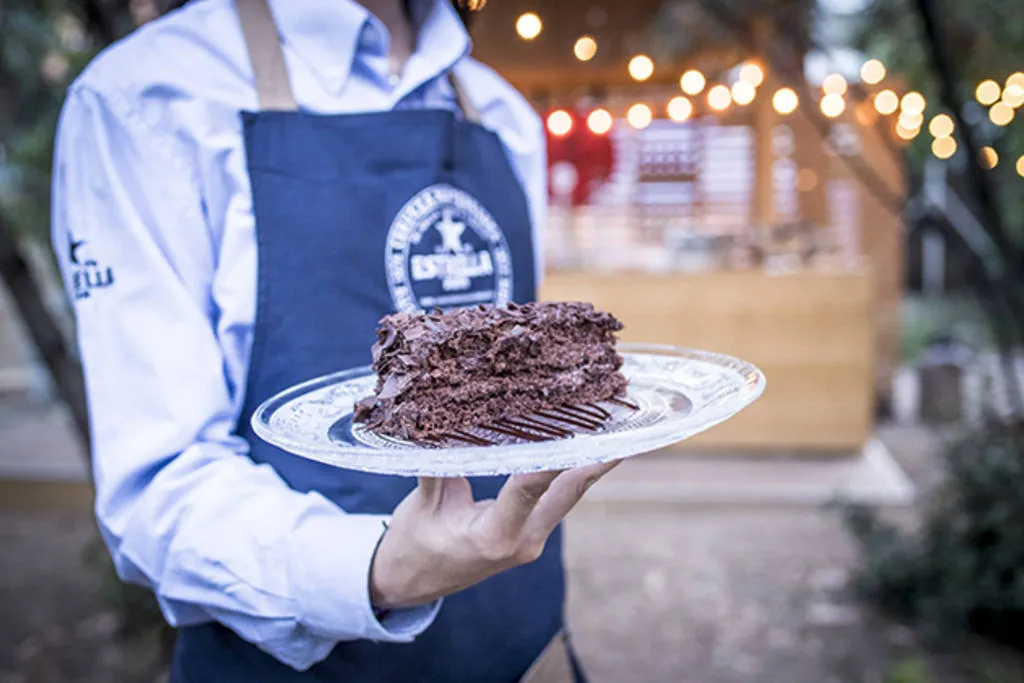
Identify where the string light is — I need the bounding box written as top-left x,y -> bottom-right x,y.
900,92 -> 926,115
667,96 -> 693,122
822,74 -> 848,96
874,89 -> 899,115
739,62 -> 765,87
980,146 -> 999,169
731,80 -> 756,106
820,92 -> 845,118
1008,72 -> 1024,90
1017,154 -> 1024,178
772,87 -> 798,115
990,102 -> 1014,126
896,123 -> 920,140
626,103 -> 653,129
586,108 -> 613,134
573,36 -> 597,62
928,114 -> 954,137
932,136 -> 956,159
546,110 -> 573,136
680,69 -> 706,95
860,59 -> 886,85
899,111 -> 924,130
628,55 -> 654,81
1002,83 -> 1024,109
515,12 -> 542,40
708,84 -> 732,111
976,79 -> 1001,105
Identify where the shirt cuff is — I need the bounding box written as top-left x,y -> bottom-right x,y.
287,500 -> 441,644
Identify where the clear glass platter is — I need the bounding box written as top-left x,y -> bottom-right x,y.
251,343 -> 766,477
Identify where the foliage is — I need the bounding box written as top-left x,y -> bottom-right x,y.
851,0 -> 1024,241
840,422 -> 1024,650
0,1 -> 134,242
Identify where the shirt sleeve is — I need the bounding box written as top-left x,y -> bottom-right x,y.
51,84 -> 439,671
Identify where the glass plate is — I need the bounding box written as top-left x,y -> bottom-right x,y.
251,343 -> 766,477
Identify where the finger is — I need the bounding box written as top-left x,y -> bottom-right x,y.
526,459 -> 622,537
485,469 -> 563,537
417,476 -> 473,507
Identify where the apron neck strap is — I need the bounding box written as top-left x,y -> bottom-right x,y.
236,0 -> 298,111
235,0 -> 482,122
448,72 -> 482,124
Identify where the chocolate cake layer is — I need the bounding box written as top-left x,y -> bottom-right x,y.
353,302 -> 627,441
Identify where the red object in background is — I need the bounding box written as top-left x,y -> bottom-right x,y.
545,110 -> 615,206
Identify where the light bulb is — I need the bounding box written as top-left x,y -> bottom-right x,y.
820,92 -> 846,118
874,89 -> 899,115
990,102 -> 1014,126
731,80 -> 756,106
546,110 -> 573,137
628,55 -> 654,81
823,73 -> 848,96
932,136 -> 956,159
707,84 -> 732,111
515,13 -> 542,40
772,87 -> 798,115
627,103 -> 653,129
900,91 -> 926,115
976,80 -> 1001,105
928,113 -> 954,137
586,108 -> 613,134
680,69 -> 706,95
1002,83 -> 1024,108
979,146 -> 998,169
739,62 -> 765,87
573,35 -> 597,62
667,96 -> 694,122
860,59 -> 886,85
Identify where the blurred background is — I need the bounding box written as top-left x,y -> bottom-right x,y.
2,0 -> 1024,681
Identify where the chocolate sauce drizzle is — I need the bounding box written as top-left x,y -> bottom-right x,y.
400,397 -> 639,448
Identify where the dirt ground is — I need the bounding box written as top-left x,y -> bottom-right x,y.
2,425 -> 1023,683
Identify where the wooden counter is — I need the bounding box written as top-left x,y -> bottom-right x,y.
541,269 -> 875,452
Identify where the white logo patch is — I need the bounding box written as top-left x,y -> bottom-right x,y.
385,184 -> 513,313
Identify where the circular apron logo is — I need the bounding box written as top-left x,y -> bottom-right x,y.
385,184 -> 513,313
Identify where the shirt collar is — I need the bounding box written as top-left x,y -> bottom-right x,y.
267,0 -> 471,96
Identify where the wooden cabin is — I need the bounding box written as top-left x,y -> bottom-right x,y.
470,0 -> 907,453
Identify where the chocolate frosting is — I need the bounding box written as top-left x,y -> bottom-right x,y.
354,302 -> 627,440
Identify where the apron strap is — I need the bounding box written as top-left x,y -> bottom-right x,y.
448,72 -> 482,124
236,0 -> 481,122
236,0 -> 298,111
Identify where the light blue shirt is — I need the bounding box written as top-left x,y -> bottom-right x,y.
50,0 -> 545,671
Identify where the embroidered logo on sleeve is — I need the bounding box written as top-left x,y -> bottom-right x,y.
68,234 -> 115,300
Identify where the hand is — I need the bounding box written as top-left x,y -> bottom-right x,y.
368,460 -> 621,610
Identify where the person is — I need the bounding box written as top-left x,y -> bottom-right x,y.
50,0 -> 623,681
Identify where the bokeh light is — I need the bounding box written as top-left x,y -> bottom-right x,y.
627,103 -> 653,129
680,69 -> 706,95
515,13 -> 542,40
772,87 -> 799,115
586,108 -> 613,134
860,59 -> 886,85
573,36 -> 597,61
667,96 -> 694,122
546,110 -> 573,136
874,90 -> 899,115
628,55 -> 654,81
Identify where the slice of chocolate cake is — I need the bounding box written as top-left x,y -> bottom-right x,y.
353,302 -> 628,442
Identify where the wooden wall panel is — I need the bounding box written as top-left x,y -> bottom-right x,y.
541,269 -> 875,452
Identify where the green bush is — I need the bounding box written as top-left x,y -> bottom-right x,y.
840,422 -> 1024,650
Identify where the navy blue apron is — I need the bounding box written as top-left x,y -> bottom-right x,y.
170,1 -> 580,681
